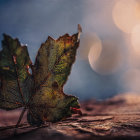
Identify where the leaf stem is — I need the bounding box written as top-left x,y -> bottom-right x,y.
15,107 -> 26,128
12,56 -> 25,105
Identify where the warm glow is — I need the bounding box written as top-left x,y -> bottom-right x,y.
127,24 -> 140,69
131,24 -> 140,54
79,33 -> 102,60
88,40 -> 123,75
88,41 -> 102,68
112,0 -> 140,33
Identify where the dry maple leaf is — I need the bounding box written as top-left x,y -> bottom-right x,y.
0,25 -> 82,127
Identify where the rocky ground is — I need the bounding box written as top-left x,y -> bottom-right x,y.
0,93 -> 140,140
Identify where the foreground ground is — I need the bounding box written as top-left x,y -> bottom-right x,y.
0,93 -> 140,140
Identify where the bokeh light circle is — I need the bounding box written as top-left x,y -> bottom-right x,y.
112,0 -> 140,33
131,24 -> 140,54
88,40 -> 123,75
88,40 -> 102,71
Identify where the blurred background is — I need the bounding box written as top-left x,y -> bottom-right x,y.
0,0 -> 140,100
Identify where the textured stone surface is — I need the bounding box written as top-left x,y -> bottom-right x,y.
0,93 -> 140,140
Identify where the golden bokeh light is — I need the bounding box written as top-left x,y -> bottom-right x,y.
79,33 -> 102,60
131,24 -> 140,54
112,0 -> 140,33
88,39 -> 102,70
88,40 -> 123,75
126,24 -> 140,69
